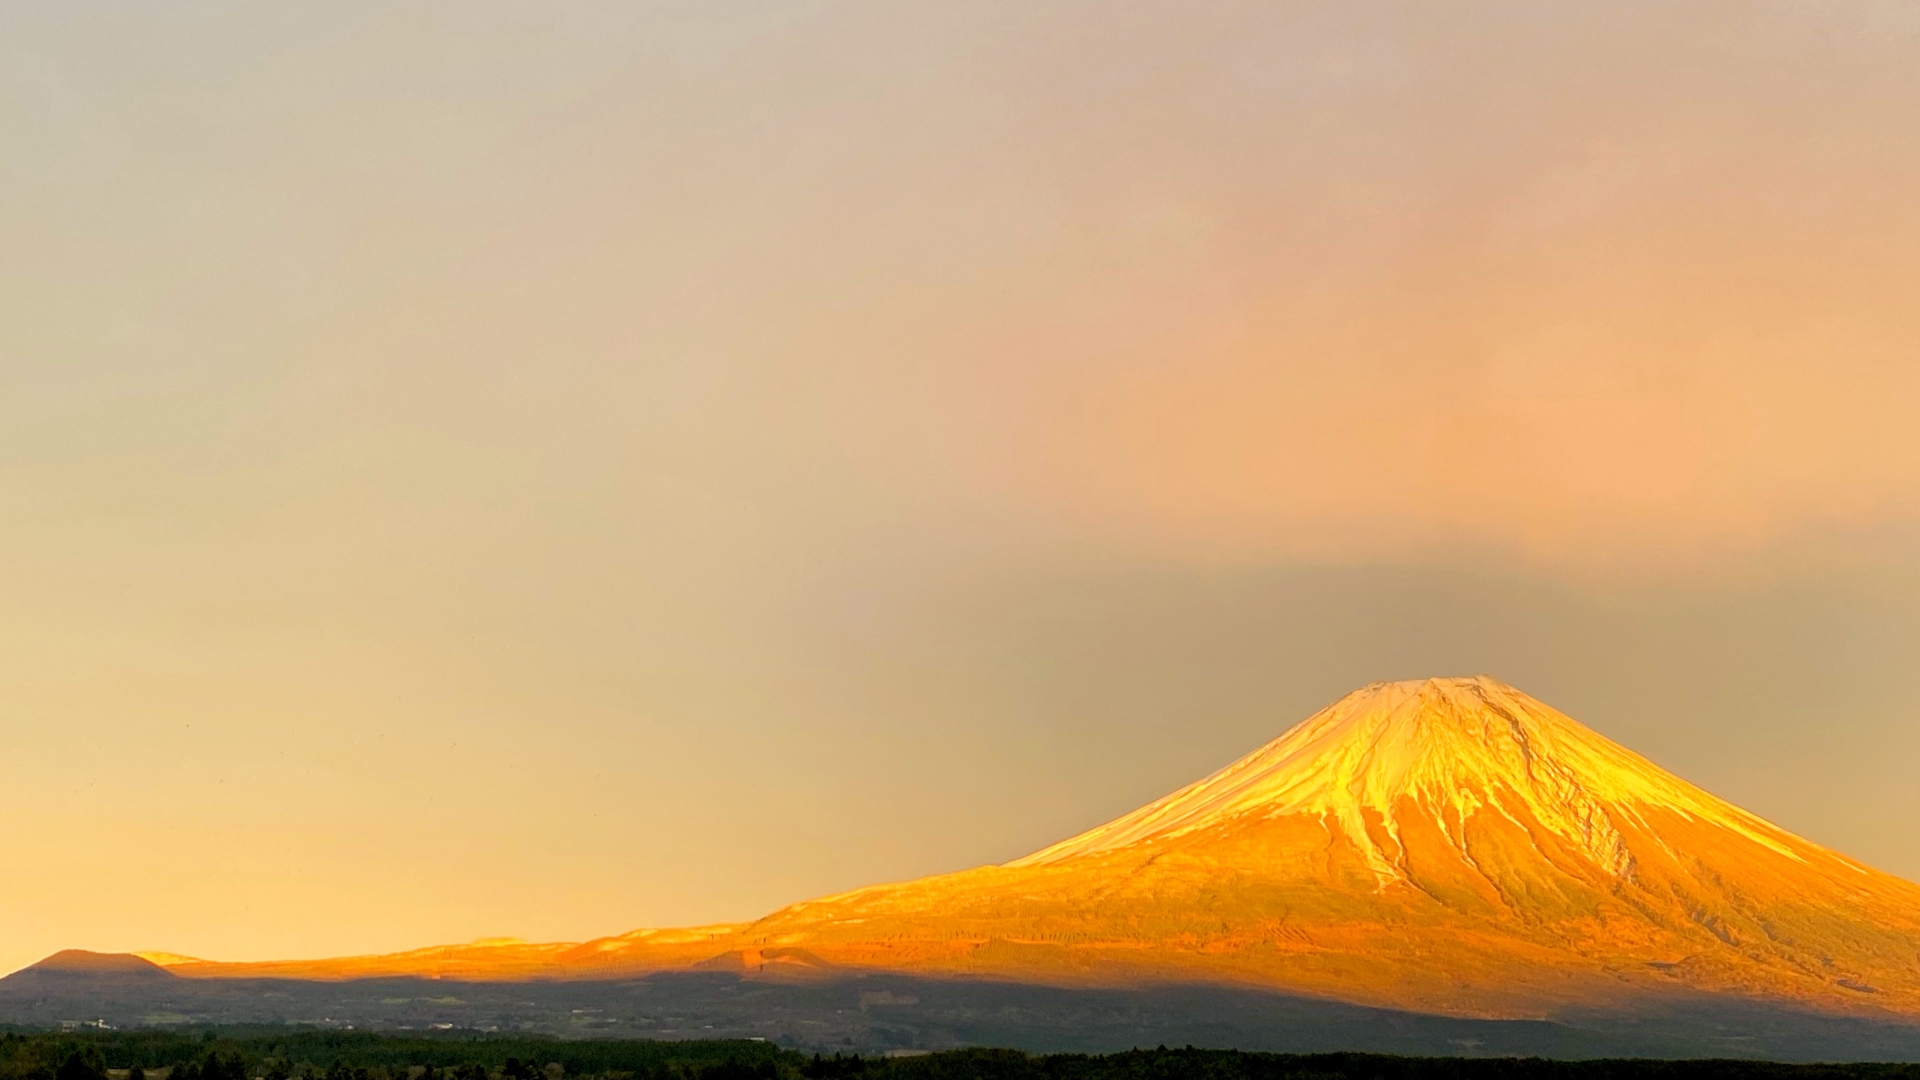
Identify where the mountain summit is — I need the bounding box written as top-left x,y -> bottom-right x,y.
138,677 -> 1920,1022
1011,677 -> 1804,878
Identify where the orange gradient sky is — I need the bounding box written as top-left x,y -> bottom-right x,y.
2,1 -> 1917,977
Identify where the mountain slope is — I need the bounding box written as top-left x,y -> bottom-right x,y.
707,677 -> 1920,1017
136,677 -> 1920,1021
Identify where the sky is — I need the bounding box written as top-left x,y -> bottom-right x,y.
1,0 -> 1917,977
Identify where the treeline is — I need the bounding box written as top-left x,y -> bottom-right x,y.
0,1033 -> 784,1080
4,1033 -> 1920,1080
823,1049 -> 1920,1080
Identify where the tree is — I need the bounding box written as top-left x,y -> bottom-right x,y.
57,1054 -> 107,1080
199,1054 -> 246,1080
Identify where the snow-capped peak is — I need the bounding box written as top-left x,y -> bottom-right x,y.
1009,675 -> 1802,879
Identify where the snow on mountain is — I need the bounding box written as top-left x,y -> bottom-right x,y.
1012,677 -> 1809,877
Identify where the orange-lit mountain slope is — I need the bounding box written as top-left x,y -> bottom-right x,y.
145,677 -> 1920,1020
141,927 -> 746,982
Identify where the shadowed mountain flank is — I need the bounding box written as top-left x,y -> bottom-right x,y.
5,970 -> 1920,1059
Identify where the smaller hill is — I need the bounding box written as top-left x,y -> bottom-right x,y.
8,950 -> 174,979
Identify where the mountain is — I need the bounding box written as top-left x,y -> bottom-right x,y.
715,676 -> 1920,1019
102,677 -> 1920,1027
19,950 -> 174,977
